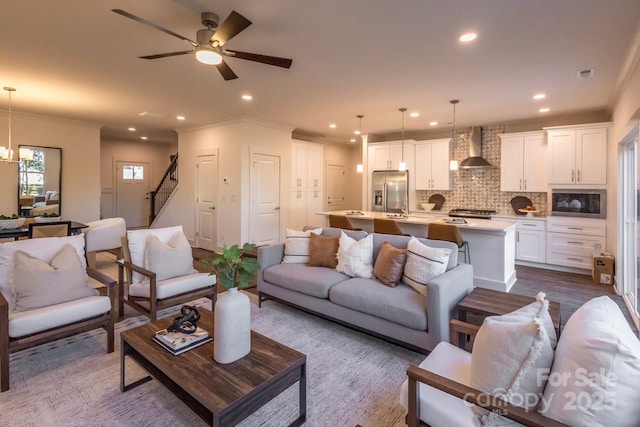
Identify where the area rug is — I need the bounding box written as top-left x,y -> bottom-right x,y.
0,293 -> 423,426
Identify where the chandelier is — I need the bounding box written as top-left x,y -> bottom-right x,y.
1,87 -> 32,164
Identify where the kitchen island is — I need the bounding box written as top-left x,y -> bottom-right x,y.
317,210 -> 517,292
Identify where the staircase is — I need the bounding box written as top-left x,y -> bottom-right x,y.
149,153 -> 178,224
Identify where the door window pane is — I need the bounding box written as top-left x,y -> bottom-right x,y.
122,165 -> 144,180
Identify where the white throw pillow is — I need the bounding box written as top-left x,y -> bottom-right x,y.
335,231 -> 373,278
144,232 -> 194,282
470,297 -> 555,425
282,228 -> 322,264
502,292 -> 557,349
402,236 -> 451,296
127,226 -> 184,283
11,244 -> 97,312
540,296 -> 640,426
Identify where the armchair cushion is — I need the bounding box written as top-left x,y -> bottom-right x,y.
540,296 -> 640,426
12,245 -> 97,312
126,226 -> 185,283
0,235 -> 87,310
129,272 -> 213,299
84,217 -> 126,253
144,232 -> 193,281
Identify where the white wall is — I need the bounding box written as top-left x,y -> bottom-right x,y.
0,112 -> 101,223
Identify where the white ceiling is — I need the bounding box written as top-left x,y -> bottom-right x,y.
1,0 -> 640,144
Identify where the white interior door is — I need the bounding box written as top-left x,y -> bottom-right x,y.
116,161 -> 150,228
326,163 -> 345,211
196,154 -> 218,251
250,153 -> 280,246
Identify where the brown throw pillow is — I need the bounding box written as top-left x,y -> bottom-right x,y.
308,233 -> 339,268
373,242 -> 407,287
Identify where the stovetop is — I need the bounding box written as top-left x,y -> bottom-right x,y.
448,208 -> 497,219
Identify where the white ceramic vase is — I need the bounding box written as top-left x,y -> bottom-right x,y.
214,287 -> 251,364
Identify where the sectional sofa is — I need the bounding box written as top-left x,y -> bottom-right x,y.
257,227 -> 474,353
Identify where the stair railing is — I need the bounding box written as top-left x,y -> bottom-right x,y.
149,154 -> 178,224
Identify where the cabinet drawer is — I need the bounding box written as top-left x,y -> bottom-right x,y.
547,221 -> 605,236
517,220 -> 545,231
546,250 -> 593,270
547,232 -> 605,256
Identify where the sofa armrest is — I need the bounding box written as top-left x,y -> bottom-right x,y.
406,365 -> 569,427
425,263 -> 473,344
257,244 -> 285,270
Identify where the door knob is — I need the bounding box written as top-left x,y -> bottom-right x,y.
209,206 -> 216,210
274,206 -> 280,210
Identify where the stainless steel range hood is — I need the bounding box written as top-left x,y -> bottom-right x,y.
459,126 -> 492,169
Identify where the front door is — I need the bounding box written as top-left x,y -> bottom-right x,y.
116,161 -> 150,228
326,163 -> 345,211
196,153 -> 218,251
250,153 -> 280,246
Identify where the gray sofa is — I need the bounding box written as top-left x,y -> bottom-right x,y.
257,227 -> 474,353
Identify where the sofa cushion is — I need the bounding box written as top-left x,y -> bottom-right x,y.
470,297 -> 555,424
329,279 -> 427,330
282,228 -> 322,264
12,245 -> 98,313
263,263 -> 349,298
402,236 -> 452,296
308,233 -> 339,268
373,242 -> 407,287
540,296 -> 640,426
336,231 -> 373,278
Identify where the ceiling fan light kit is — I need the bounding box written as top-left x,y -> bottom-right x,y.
112,8 -> 292,81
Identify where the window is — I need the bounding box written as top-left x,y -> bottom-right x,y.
19,149 -> 45,196
122,165 -> 144,180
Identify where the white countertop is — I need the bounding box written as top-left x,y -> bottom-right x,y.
317,210 -> 516,232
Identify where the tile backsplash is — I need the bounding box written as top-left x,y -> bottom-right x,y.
416,124 -> 547,216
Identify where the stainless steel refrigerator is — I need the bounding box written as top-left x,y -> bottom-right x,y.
371,170 -> 409,213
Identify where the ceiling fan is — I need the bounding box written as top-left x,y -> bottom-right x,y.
112,8 -> 293,80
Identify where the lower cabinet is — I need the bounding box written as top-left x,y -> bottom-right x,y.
546,217 -> 606,270
516,219 -> 546,263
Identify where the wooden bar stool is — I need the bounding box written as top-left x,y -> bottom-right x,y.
328,215 -> 361,230
427,222 -> 470,263
373,218 -> 409,236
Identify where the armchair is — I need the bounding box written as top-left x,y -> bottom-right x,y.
0,234 -> 116,392
118,226 -> 217,321
83,217 -> 127,268
401,296 -> 640,427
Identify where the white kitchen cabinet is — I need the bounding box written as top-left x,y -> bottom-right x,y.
290,141 -> 324,230
546,217 -> 606,270
515,219 -> 546,263
499,131 -> 547,192
368,142 -> 407,170
545,123 -> 609,186
414,138 -> 451,190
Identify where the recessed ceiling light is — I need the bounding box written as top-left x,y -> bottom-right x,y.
176,115 -> 185,121
350,138 -> 356,142
459,33 -> 477,42
539,108 -> 550,113
533,93 -> 546,100
329,123 -> 336,128
140,136 -> 148,140
242,94 -> 253,101
410,112 -> 419,118
430,121 -> 438,126
128,127 -> 136,132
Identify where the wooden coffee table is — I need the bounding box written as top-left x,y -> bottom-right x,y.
457,287 -> 561,336
120,308 -> 306,426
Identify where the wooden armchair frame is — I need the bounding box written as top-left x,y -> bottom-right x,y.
0,267 -> 116,392
406,320 -> 569,427
117,236 -> 216,322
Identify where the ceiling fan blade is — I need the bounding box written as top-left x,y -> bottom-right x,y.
112,9 -> 198,47
224,50 -> 293,69
211,11 -> 252,47
215,60 -> 238,80
139,50 -> 194,60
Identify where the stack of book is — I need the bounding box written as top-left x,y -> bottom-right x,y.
153,326 -> 212,355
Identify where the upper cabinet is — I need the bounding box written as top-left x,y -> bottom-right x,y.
545,123 -> 609,187
499,131 -> 547,192
290,141 -> 324,230
368,142 -> 406,170
414,138 -> 451,190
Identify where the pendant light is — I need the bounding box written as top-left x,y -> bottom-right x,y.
398,107 -> 407,171
449,99 -> 459,171
356,114 -> 364,173
1,87 -> 32,164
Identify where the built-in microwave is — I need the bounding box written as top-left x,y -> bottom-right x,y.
550,189 -> 606,219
